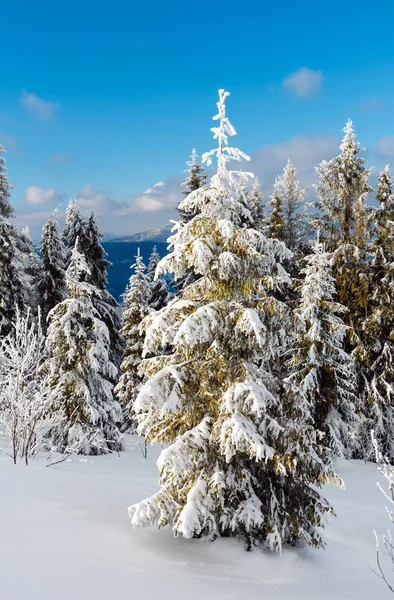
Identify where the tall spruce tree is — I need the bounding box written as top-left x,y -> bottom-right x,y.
176,150 -> 208,294
115,249 -> 151,431
0,145 -> 35,334
37,213 -> 67,327
147,245 -> 171,311
44,239 -> 122,455
284,238 -> 358,459
84,213 -> 124,368
266,161 -> 308,278
181,149 -> 207,204
266,179 -> 286,241
129,90 -> 336,551
354,166 -> 394,460
248,178 -> 265,232
62,199 -> 88,260
313,121 -> 372,347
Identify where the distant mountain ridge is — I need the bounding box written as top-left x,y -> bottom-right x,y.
109,223 -> 173,244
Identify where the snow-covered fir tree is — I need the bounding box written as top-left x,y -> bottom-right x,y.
313,121 -> 372,346
285,237 -> 358,459
181,149 -> 207,205
248,177 -> 265,232
0,144 -> 13,220
84,213 -> 124,368
37,212 -> 67,327
44,239 -> 122,455
354,166 -> 394,461
147,245 -> 171,311
129,89 -> 336,551
0,223 -> 20,336
62,199 -> 89,260
266,161 -> 308,277
176,150 -> 207,294
266,178 -> 286,241
0,147 -> 37,334
115,249 -> 151,430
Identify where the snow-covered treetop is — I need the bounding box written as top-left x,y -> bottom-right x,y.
159,89 -> 291,294
340,120 -> 362,157
202,89 -> 251,178
66,238 -> 92,300
147,245 -> 161,280
123,248 -> 150,308
181,149 -> 207,198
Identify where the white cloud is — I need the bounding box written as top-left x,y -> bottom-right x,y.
21,91 -> 60,120
283,67 -> 323,97
24,186 -> 66,206
377,135 -> 394,159
76,184 -> 122,215
19,134 -> 342,239
121,178 -> 182,214
250,134 -> 339,196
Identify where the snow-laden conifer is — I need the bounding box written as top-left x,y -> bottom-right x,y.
354,166 -> 394,461
62,199 -> 88,260
0,159 -> 37,334
285,237 -> 358,458
176,150 -> 207,293
147,245 -> 171,311
44,239 -> 122,455
129,90 -> 336,551
266,178 -> 286,241
115,249 -> 151,430
266,161 -> 308,276
84,213 -> 124,368
248,177 -> 264,232
0,144 -> 13,220
37,212 -> 67,326
313,121 -> 372,345
181,149 -> 207,204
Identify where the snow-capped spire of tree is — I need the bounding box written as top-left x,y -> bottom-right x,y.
313,121 -> 373,349
285,237 -> 358,458
202,89 -> 250,176
146,245 -> 171,311
115,248 -> 151,429
62,199 -> 88,260
37,211 -> 67,327
44,239 -> 122,454
314,120 -> 372,248
266,161 -> 308,258
0,144 -> 14,220
129,90 -> 336,551
181,149 -> 207,199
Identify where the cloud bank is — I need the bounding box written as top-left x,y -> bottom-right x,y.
17,134 -> 341,239
21,92 -> 60,120
283,67 -> 323,97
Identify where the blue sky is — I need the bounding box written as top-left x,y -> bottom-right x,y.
2,0 -> 394,237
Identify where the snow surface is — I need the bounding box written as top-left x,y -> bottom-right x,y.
1,441 -> 393,600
